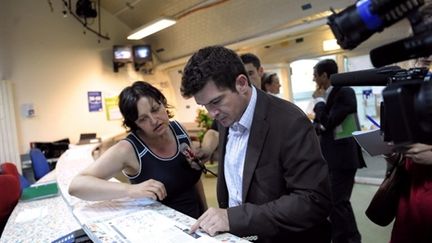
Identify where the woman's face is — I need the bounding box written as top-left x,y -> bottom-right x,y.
134,96 -> 170,137
267,75 -> 281,94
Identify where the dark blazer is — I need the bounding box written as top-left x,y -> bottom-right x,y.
217,89 -> 332,243
313,87 -> 366,170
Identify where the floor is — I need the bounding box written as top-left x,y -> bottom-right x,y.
201,152 -> 394,243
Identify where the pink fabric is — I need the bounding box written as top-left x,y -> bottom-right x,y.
390,159 -> 432,243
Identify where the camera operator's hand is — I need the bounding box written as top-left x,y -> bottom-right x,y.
404,143 -> 432,165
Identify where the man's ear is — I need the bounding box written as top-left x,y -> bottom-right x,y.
235,74 -> 249,93
258,66 -> 264,78
322,72 -> 329,80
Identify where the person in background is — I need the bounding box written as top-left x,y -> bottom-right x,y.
69,81 -> 207,219
181,45 -> 331,243
384,33 -> 432,241
384,143 -> 432,243
261,72 -> 281,95
312,59 -> 366,243
198,121 -> 219,163
240,53 -> 264,89
198,53 -> 267,162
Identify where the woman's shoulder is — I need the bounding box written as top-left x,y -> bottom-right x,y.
111,139 -> 135,156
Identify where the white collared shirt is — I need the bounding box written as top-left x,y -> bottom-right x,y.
314,86 -> 333,104
224,86 -> 257,207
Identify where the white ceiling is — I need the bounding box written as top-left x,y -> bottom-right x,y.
97,0 -> 412,66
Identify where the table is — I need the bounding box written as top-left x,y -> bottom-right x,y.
0,182 -> 81,242
1,143 -> 249,243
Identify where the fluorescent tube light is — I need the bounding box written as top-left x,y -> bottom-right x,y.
322,39 -> 341,51
127,17 -> 176,40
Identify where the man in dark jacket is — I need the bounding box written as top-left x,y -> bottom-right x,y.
313,59 -> 366,243
181,45 -> 332,243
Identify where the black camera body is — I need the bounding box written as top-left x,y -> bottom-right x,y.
327,0 -> 431,68
380,68 -> 432,148
327,0 -> 432,147
331,66 -> 432,147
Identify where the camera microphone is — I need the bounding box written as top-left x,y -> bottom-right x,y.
370,31 -> 432,67
330,66 -> 401,87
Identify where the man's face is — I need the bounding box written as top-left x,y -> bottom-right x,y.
313,69 -> 327,89
193,77 -> 249,127
244,63 -> 263,88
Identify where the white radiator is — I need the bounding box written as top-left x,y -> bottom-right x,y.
0,80 -> 21,172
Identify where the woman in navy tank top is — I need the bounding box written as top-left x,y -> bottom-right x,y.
69,81 -> 207,219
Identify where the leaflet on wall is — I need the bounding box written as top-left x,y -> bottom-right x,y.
104,96 -> 122,120
88,91 -> 103,112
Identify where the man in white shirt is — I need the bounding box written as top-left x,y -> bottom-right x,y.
181,46 -> 332,243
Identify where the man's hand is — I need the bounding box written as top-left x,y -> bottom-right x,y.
312,88 -> 326,99
190,208 -> 229,236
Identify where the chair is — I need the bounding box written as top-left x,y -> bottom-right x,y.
0,162 -> 21,235
29,148 -> 50,181
19,175 -> 31,191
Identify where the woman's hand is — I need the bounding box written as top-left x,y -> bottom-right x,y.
404,143 -> 432,165
127,179 -> 167,200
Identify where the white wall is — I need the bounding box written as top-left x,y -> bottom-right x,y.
0,0 -> 174,154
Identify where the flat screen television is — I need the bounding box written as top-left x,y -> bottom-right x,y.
113,45 -> 133,63
133,45 -> 152,64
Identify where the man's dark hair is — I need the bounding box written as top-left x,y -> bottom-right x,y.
314,59 -> 338,77
181,45 -> 248,98
119,81 -> 173,132
240,53 -> 261,69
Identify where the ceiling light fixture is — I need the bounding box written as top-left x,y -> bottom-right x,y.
127,17 -> 176,40
322,39 -> 341,51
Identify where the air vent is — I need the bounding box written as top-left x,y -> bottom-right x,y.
301,3 -> 312,10
295,38 -> 304,43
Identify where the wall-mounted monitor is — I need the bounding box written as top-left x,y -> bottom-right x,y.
113,45 -> 133,63
133,45 -> 152,64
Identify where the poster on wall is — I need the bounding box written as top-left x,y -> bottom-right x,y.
88,91 -> 103,112
104,96 -> 122,120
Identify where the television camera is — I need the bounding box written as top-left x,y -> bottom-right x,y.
327,0 -> 432,147
328,0 -> 432,68
331,66 -> 432,148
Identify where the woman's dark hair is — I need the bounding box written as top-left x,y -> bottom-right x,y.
118,81 -> 173,132
181,45 -> 248,98
261,72 -> 277,91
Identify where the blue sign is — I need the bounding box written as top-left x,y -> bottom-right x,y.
88,91 -> 102,112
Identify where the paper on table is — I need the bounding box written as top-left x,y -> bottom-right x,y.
84,209 -> 220,243
15,207 -> 48,223
72,198 -> 156,224
352,129 -> 394,156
